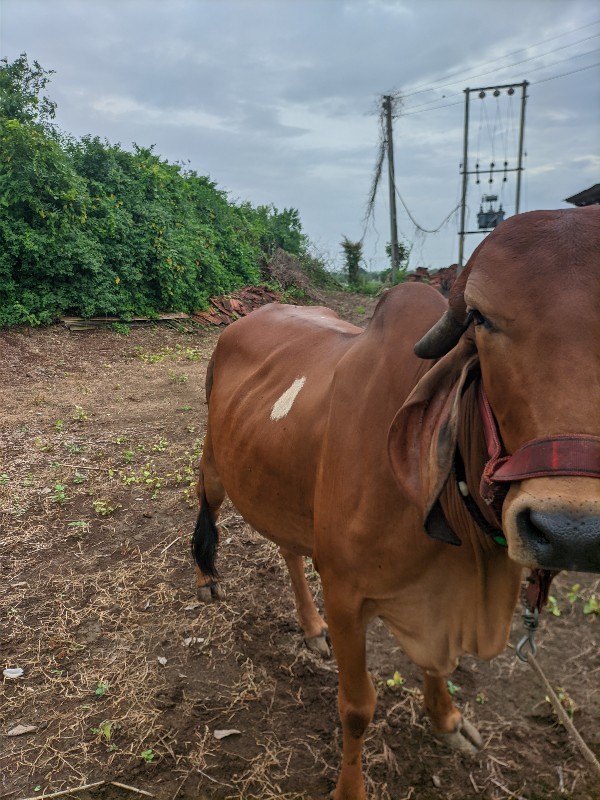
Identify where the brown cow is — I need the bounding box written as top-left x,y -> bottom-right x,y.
192,206 -> 600,799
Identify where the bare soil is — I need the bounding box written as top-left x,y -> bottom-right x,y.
1,291 -> 599,800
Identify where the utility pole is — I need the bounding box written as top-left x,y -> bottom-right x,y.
515,80 -> 529,214
383,95 -> 400,283
458,88 -> 470,272
457,81 -> 528,272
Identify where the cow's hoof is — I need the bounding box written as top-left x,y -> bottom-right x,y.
196,581 -> 224,602
304,631 -> 331,658
440,718 -> 483,755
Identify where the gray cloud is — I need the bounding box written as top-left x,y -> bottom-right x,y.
1,0 -> 598,270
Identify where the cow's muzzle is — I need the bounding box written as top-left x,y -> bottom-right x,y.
477,384 -> 600,571
515,507 -> 600,573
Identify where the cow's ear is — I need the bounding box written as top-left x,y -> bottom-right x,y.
388,340 -> 478,544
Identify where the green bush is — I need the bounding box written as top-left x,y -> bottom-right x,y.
0,54 -> 319,326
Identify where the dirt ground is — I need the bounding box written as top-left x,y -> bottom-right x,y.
1,290 -> 599,800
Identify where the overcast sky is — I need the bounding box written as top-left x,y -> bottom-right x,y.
1,0 -> 598,272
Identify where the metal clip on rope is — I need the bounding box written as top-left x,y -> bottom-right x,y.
516,607 -> 539,662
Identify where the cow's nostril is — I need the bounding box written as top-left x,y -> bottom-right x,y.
516,509 -> 549,549
515,508 -> 600,573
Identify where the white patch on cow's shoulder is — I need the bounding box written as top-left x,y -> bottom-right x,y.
270,377 -> 306,421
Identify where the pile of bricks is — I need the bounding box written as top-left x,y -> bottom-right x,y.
191,286 -> 281,326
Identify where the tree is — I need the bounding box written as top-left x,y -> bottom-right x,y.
0,53 -> 56,127
384,239 -> 409,283
0,54 -> 316,325
341,237 -> 363,288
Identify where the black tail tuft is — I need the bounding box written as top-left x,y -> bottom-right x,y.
192,492 -> 219,579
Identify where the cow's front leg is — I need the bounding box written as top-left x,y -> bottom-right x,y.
279,547 -> 330,657
325,594 -> 376,800
423,673 -> 483,754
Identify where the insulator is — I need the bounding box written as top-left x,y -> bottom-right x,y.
493,89 -> 500,97
507,87 -> 515,96
479,91 -> 486,99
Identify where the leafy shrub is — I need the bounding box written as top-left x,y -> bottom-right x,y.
0,54 -> 320,326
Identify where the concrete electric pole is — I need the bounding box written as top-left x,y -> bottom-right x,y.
383,95 -> 400,283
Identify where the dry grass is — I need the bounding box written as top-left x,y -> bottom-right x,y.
1,319 -> 599,800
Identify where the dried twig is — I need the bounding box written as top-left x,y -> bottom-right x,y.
196,768 -> 233,788
16,781 -> 105,800
489,777 -> 526,800
110,782 -> 155,797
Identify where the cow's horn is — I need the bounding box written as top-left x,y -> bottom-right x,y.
414,310 -> 470,359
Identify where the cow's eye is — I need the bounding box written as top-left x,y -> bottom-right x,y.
470,309 -> 494,330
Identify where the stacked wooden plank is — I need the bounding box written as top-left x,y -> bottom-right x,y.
61,286 -> 282,331
61,312 -> 191,331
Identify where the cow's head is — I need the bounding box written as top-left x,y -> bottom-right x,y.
390,207 -> 600,573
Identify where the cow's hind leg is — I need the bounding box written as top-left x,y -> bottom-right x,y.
423,673 -> 483,754
279,548 -> 329,657
192,436 -> 226,603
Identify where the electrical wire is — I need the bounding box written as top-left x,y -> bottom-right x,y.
402,43 -> 599,115
395,185 -> 461,234
401,23 -> 600,100
401,60 -> 599,117
535,60 -> 600,84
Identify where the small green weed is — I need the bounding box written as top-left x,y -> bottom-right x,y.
68,520 -> 90,535
546,687 -> 577,719
567,583 -> 582,603
584,595 -> 599,616
92,719 -> 119,750
92,499 -> 117,516
53,483 -> 67,504
140,748 -> 155,762
547,595 -> 561,617
386,671 -> 405,689
72,405 -> 89,421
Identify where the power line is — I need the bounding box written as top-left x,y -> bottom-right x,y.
395,186 -> 460,234
401,19 -> 600,100
402,40 -> 599,114
401,60 -> 600,118
536,60 -> 600,84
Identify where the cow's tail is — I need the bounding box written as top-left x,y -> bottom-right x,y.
192,488 -> 219,580
193,351 -> 221,580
